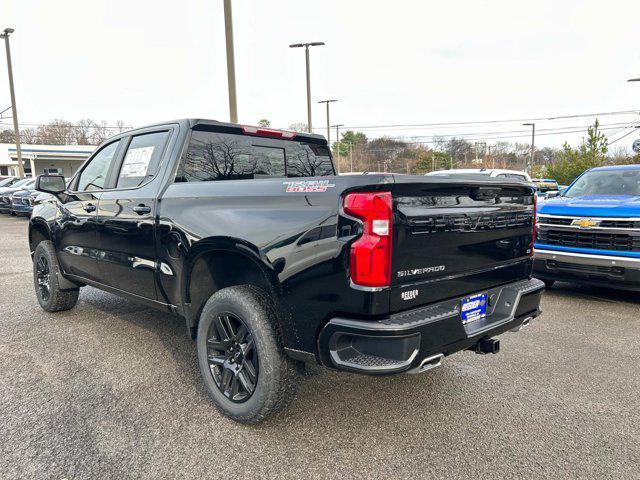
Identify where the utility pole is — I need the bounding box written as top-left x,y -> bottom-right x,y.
223,1 -> 238,123
523,123 -> 535,173
290,42 -> 325,132
318,99 -> 337,144
474,142 -> 486,166
488,145 -> 494,169
331,123 -> 344,172
331,124 -> 344,150
349,143 -> 353,172
1,28 -> 25,178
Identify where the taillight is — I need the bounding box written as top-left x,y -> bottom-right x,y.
530,194 -> 537,256
343,192 -> 393,289
241,125 -> 297,139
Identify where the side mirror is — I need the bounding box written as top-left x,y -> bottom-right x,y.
36,174 -> 66,195
546,191 -> 560,198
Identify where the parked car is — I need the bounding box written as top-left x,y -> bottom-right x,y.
10,189 -> 37,216
534,164 -> 640,290
532,178 -> 559,199
0,178 -> 36,214
11,179 -> 70,217
29,119 -> 543,423
0,176 -> 19,187
427,168 -> 532,182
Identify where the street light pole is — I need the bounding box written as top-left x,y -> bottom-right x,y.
318,99 -> 337,145
523,123 -> 536,173
223,0 -> 238,123
289,42 -> 324,133
1,28 -> 25,178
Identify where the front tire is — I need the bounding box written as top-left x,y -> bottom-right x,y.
196,285 -> 299,423
33,241 -> 80,312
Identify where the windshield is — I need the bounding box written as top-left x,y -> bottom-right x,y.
565,170 -> 640,197
8,178 -> 32,188
0,178 -> 16,187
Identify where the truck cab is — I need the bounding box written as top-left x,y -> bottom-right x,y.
534,165 -> 640,290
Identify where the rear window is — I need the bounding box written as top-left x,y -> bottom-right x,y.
498,173 -> 528,181
176,130 -> 334,182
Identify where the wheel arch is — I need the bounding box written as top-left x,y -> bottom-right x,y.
182,237 -> 284,339
28,218 -> 52,256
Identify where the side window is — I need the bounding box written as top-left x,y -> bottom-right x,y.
175,129 -> 335,182
116,131 -> 170,188
76,140 -> 121,192
176,131 -> 286,182
286,143 -> 334,177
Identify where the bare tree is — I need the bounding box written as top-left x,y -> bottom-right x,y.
72,119 -> 94,145
91,120 -> 110,145
288,122 -> 308,132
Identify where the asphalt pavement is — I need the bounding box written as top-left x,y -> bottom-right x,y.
0,214 -> 638,479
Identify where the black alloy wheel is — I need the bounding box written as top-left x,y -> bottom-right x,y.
36,256 -> 51,302
205,313 -> 258,403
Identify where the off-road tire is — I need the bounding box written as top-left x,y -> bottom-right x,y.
196,285 -> 300,423
33,241 -> 80,312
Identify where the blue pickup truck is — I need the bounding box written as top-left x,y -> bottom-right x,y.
534,164 -> 640,291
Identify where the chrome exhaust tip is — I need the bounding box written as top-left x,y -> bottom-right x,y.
407,353 -> 444,374
510,316 -> 533,333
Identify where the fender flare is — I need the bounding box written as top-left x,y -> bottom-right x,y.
29,218 -> 82,291
181,236 -> 283,327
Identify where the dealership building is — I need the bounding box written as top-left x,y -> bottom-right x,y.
0,143 -> 95,177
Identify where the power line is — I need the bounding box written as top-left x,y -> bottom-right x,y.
355,124 -> 639,146
333,121 -> 635,144
333,109 -> 640,130
360,122 -> 636,143
609,127 -> 639,145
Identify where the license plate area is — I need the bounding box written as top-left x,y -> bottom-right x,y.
460,293 -> 488,324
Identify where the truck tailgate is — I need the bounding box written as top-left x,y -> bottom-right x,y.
389,175 -> 535,312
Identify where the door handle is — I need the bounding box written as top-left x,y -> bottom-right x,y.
83,203 -> 97,213
133,205 -> 152,215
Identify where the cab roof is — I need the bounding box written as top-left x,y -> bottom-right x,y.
126,118 -> 326,142
590,164 -> 640,172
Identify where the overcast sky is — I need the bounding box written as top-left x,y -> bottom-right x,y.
3,0 -> 640,149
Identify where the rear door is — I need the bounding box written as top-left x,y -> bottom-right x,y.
57,139 -> 124,281
95,129 -> 174,300
390,176 -> 535,311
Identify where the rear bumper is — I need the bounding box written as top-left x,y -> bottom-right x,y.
317,277 -> 544,374
533,248 -> 640,291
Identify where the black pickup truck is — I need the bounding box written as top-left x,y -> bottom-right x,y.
29,119 -> 543,423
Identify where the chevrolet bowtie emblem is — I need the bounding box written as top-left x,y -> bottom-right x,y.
571,218 -> 600,228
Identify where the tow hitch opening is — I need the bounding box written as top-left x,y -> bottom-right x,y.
472,337 -> 500,355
